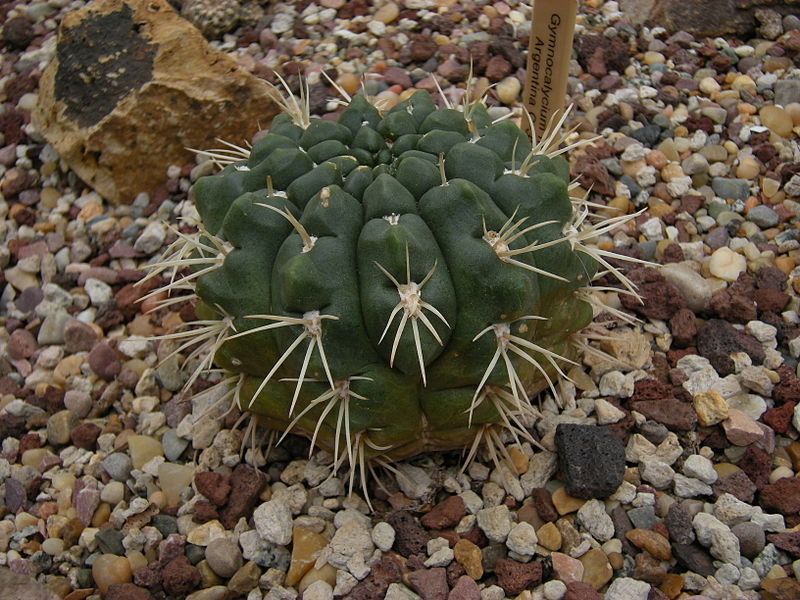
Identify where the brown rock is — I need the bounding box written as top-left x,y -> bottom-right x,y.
161,556 -> 200,597
494,559 -> 542,596
530,488 -> 558,522
33,0 -> 278,204
760,577 -> 800,600
629,398 -> 696,431
348,555 -> 403,600
759,477 -> 800,515
564,581 -> 603,600
194,471 -> 231,507
105,583 -> 154,600
767,530 -> 800,557
447,575 -> 480,600
63,319 -> 99,353
407,568 -> 448,600
387,511 -> 430,557
619,267 -> 686,320
420,496 -> 465,530
219,464 -> 265,528
762,401 -> 797,434
87,341 -> 121,380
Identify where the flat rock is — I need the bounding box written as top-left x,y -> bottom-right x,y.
620,0 -> 800,37
0,568 -> 60,600
33,0 -> 278,204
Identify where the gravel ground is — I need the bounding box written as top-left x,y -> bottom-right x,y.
2,1 -> 800,600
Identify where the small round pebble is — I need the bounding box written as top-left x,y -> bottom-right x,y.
205,537 -> 243,578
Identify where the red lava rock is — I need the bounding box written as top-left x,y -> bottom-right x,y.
738,445 -> 772,490
530,488 -> 558,522
564,581 -> 603,600
573,155 -> 614,196
774,366 -> 800,404
161,556 -> 200,597
158,534 -> 185,564
87,341 -> 122,380
620,267 -> 686,320
756,265 -> 788,290
767,530 -> 800,557
420,496 -> 466,530
194,471 -> 231,507
696,319 -> 765,376
382,66 -> 412,89
408,36 -> 437,62
407,567 -> 449,600
494,559 -> 543,596
448,575 -> 480,600
712,470 -> 756,503
722,290 -> 760,322
219,464 -> 266,528
17,432 -> 40,454
6,328 -> 37,359
629,398 -> 697,431
668,308 -> 697,348
133,563 -> 161,589
192,500 -> 219,523
762,401 -> 797,434
484,54 -> 511,81
70,422 -> 102,450
759,477 -> 800,516
753,288 -> 790,312
387,510 -> 431,557
106,583 -> 155,600
348,555 -> 404,600
63,319 -> 99,353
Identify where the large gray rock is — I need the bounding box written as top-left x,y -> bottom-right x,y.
33,0 -> 278,204
0,568 -> 60,600
619,0 -> 800,37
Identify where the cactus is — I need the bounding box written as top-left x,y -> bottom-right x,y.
144,81 -> 642,496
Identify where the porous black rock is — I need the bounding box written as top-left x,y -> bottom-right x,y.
554,424 -> 625,499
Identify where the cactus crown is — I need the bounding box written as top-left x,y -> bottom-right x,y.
142,81 -> 643,500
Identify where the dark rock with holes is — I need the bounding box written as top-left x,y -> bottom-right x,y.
554,424 -> 625,499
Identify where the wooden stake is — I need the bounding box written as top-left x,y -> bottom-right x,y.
523,0 -> 578,141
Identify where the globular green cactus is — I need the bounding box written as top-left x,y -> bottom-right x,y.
145,83 -> 640,492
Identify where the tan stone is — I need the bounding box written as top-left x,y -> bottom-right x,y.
551,487 -> 585,515
91,554 -> 132,595
579,548 -> 613,590
158,462 -> 195,505
454,538 -> 483,579
536,521 -> 562,551
286,527 -> 329,587
625,528 -> 672,560
33,0 -> 278,204
693,390 -> 729,426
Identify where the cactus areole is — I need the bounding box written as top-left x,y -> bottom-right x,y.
152,88 -> 637,480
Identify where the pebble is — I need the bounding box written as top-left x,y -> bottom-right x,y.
760,105 -> 794,137
476,505 -> 512,543
92,554 -> 132,594
205,537 -> 243,578
708,247 -> 746,281
496,76 -> 521,104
